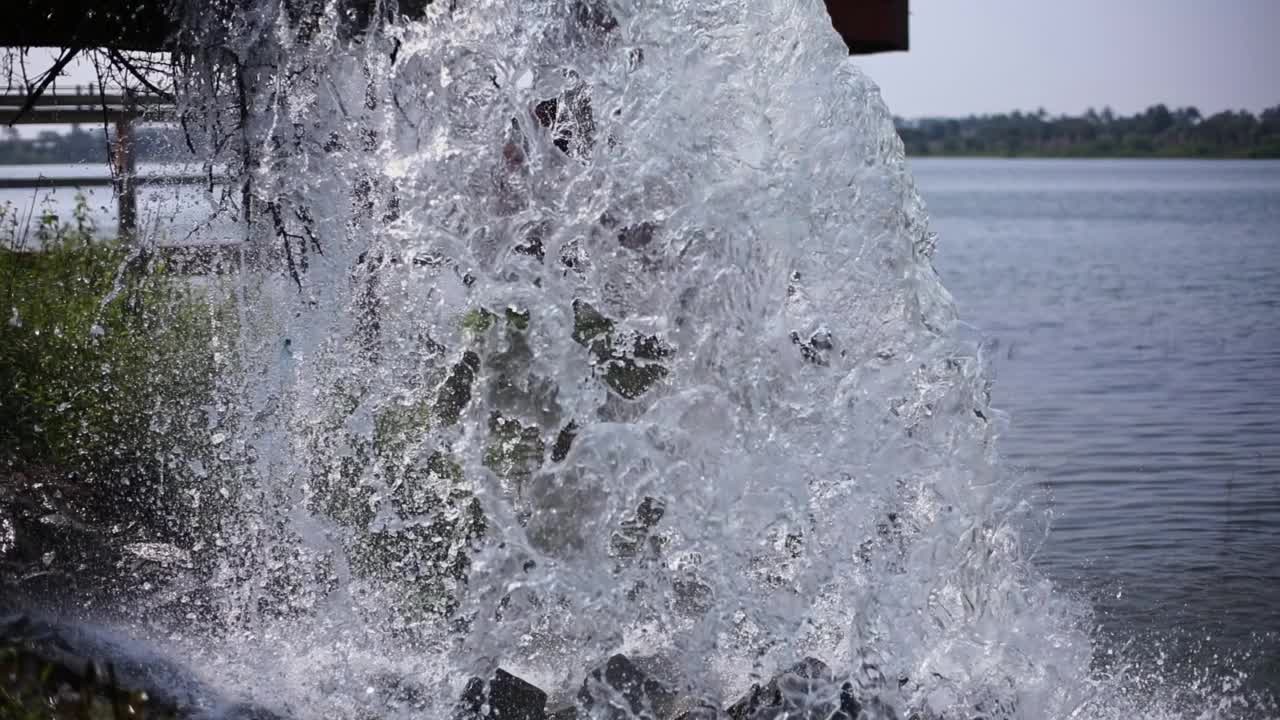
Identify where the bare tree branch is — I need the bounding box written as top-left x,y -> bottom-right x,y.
6,47 -> 80,127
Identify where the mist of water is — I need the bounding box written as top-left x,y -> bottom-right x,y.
111,0 -> 1262,717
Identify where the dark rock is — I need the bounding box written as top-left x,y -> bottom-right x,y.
571,0 -> 619,35
492,669 -> 549,720
455,676 -> 488,720
484,412 -> 547,484
436,350 -> 482,426
671,576 -> 714,616
601,358 -> 668,400
534,85 -> 597,159
550,421 -> 579,463
726,658 -> 893,720
571,300 -> 615,353
579,654 -> 676,720
790,332 -> 831,367
515,236 -> 546,262
610,497 -> 667,561
571,300 -> 672,400
617,221 -> 658,250
456,668 -> 548,720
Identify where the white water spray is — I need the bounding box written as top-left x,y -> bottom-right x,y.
128,1 -> 1252,717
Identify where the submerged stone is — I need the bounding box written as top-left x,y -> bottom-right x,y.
571,300 -> 672,400
456,668 -> 549,720
726,658 -> 894,720
579,654 -> 677,720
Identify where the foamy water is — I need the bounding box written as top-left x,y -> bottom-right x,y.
8,2 -> 1269,718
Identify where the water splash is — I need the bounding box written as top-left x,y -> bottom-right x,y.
122,0 -> 1260,717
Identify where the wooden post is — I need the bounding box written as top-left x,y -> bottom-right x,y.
113,94 -> 137,240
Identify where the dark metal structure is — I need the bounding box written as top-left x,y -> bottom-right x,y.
827,0 -> 909,54
1,0 -> 907,55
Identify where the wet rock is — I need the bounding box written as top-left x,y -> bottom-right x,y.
727,658 -> 894,720
609,496 -> 666,561
579,654 -> 677,720
534,85 -> 597,160
436,350 -> 482,425
456,677 -> 488,719
671,576 -> 714,616
571,300 -> 672,400
616,221 -> 659,251
456,668 -> 548,720
485,413 -> 548,482
790,331 -> 832,367
550,421 -> 579,463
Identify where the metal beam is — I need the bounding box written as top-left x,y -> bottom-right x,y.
1,109 -> 148,126
825,0 -> 909,54
0,176 -> 214,190
0,94 -> 171,107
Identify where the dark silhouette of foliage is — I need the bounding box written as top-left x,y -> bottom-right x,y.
894,104 -> 1280,159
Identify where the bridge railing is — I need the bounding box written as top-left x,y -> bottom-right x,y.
1,90 -> 208,240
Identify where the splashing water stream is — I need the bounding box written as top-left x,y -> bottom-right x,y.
11,1 -> 1265,718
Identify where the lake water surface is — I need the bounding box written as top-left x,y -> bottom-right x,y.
914,158 -> 1280,702
0,162 -> 230,244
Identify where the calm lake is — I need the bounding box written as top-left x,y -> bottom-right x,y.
913,158 -> 1280,702
3,157 -> 1278,702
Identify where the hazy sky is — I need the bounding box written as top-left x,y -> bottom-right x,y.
856,0 -> 1280,118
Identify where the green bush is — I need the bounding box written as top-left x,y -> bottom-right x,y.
0,196 -> 232,551
1,641 -> 180,720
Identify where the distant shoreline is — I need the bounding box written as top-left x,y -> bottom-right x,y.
895,104 -> 1280,161
5,100 -> 1280,165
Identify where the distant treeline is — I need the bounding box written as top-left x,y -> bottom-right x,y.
895,104 -> 1280,159
4,104 -> 1280,163
0,125 -> 194,165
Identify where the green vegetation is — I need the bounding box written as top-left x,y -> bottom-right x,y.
1,641 -> 178,720
896,104 -> 1280,158
0,194 -> 677,632
0,196 -> 232,575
